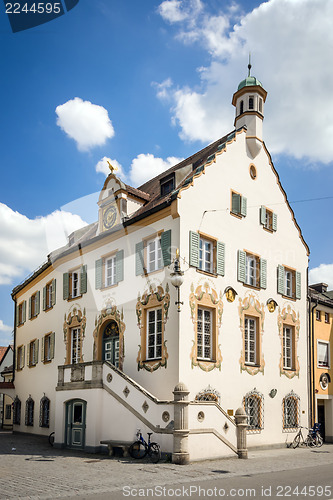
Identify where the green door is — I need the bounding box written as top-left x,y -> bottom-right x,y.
65,400 -> 86,449
102,321 -> 119,368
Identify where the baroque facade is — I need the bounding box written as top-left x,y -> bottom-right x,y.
11,71 -> 310,460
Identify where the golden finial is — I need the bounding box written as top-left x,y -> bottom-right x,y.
107,160 -> 118,174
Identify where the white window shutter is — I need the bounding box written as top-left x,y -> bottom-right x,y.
296,272 -> 301,299
272,213 -> 277,231
260,206 -> 266,225
238,250 -> 246,283
216,241 -> 225,276
241,196 -> 247,217
260,259 -> 267,289
189,231 -> 199,268
277,265 -> 285,294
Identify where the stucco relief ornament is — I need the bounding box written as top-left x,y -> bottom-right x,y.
238,292 -> 265,376
92,303 -> 125,370
63,306 -> 86,364
189,282 -> 223,372
277,303 -> 300,379
136,284 -> 170,372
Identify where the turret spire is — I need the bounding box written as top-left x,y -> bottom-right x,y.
248,52 -> 252,77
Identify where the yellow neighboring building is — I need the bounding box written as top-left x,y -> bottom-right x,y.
309,283 -> 333,442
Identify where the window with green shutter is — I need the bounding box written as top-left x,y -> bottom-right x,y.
231,191 -> 247,217
17,301 -> 26,326
63,267 -> 87,300
260,206 -> 277,232
277,265 -> 301,299
136,230 -> 172,275
44,279 -> 56,310
189,231 -> 225,276
238,250 -> 267,289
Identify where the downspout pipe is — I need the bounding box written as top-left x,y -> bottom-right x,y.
309,297 -> 318,427
13,297 -> 17,384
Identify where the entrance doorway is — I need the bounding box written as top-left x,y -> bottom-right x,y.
317,403 -> 326,441
102,321 -> 119,367
65,399 -> 86,449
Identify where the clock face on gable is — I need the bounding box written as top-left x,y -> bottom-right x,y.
103,205 -> 117,230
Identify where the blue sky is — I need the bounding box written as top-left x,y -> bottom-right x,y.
1,0 -> 333,344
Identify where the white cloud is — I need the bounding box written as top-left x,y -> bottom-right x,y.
55,98 -> 114,151
0,203 -> 87,286
129,154 -> 183,186
157,0 -> 333,164
158,0 -> 203,23
95,157 -> 127,181
0,320 -> 12,332
309,264 -> 333,290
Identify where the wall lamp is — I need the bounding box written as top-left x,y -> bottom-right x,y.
170,249 -> 184,312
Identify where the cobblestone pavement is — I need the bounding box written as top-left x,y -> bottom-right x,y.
0,431 -> 332,499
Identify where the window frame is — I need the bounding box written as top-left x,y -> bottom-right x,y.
283,324 -> 295,371
16,345 -> 25,371
105,254 -> 116,288
45,281 -> 53,310
316,310 -> 321,321
283,394 -> 299,430
25,396 -> 34,427
278,265 -> 301,300
17,301 -> 26,326
199,237 -> 214,274
71,327 -> 82,364
244,315 -> 258,366
196,307 -> 213,361
42,332 -> 55,363
243,390 -> 263,433
325,312 -> 330,324
317,340 -> 330,369
28,339 -> 38,367
231,190 -> 247,218
160,173 -> 175,197
30,292 -> 38,319
146,235 -> 163,274
146,307 -> 163,361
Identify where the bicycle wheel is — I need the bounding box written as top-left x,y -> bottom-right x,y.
315,432 -> 323,447
292,434 -> 301,448
306,435 -> 316,447
48,432 -> 55,447
148,442 -> 161,463
129,440 -> 147,459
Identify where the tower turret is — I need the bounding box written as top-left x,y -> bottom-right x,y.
232,59 -> 267,158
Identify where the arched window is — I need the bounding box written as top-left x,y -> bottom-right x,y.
103,321 -> 120,367
39,395 -> 50,428
195,386 -> 220,404
13,396 -> 21,425
240,100 -> 244,115
283,392 -> 299,429
249,96 -> 254,110
25,396 -> 34,426
243,389 -> 263,432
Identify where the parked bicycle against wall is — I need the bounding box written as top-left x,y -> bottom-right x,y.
129,430 -> 161,463
291,425 -> 323,448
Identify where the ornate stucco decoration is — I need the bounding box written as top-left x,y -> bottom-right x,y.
136,284 -> 170,372
93,300 -> 126,370
189,281 -> 223,372
238,292 -> 265,375
63,305 -> 86,364
277,303 -> 300,379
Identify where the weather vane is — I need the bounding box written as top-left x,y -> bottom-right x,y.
248,52 -> 252,77
107,160 -> 118,174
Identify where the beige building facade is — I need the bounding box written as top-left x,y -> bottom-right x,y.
11,73 -> 310,461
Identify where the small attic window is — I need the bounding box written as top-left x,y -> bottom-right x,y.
160,174 -> 175,197
249,96 -> 254,110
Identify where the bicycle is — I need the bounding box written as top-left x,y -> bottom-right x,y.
129,430 -> 161,463
291,426 -> 322,448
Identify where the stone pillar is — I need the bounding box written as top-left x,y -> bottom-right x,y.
172,382 -> 190,465
235,407 -> 248,459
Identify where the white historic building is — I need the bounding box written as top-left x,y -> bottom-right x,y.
11,71 -> 310,462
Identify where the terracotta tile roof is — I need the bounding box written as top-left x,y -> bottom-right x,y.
129,131 -> 236,221
0,346 -> 8,364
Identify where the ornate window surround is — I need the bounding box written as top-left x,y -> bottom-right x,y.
189,282 -> 223,372
25,395 -> 34,426
13,396 -> 21,425
63,306 -> 86,365
136,284 -> 170,372
39,395 -> 50,428
277,304 -> 300,378
93,303 -> 125,370
238,293 -> 265,375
